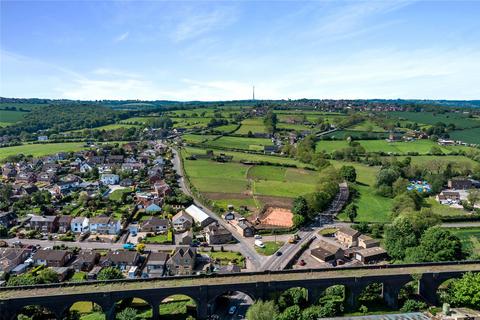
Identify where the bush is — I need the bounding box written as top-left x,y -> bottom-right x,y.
400,299 -> 427,312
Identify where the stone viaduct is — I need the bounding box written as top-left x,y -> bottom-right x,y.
1,261 -> 479,320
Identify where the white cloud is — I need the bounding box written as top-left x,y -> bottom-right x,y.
113,31 -> 129,42
171,6 -> 238,42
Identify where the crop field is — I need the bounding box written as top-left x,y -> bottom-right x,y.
388,111 -> 480,129
0,109 -> 27,123
201,136 -> 273,151
449,127 -> 480,144
235,118 -> 267,134
0,142 -> 88,161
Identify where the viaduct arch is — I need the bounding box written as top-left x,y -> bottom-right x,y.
1,261 -> 478,320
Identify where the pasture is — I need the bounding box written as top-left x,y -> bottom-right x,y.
0,109 -> 26,123
0,142 -> 88,161
388,111 -> 480,129
201,136 -> 273,151
449,127 -> 480,144
448,227 -> 480,256
172,117 -> 212,129
348,120 -> 386,132
235,118 -> 267,134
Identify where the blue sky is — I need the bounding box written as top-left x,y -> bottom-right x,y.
1,0 -> 479,100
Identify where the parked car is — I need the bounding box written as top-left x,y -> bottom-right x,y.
123,243 -> 136,250
228,306 -> 237,315
254,234 -> 262,240
254,240 -> 265,248
298,259 -> 306,266
275,251 -> 282,256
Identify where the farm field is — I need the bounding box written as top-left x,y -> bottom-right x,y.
235,118 -> 267,134
449,127 -> 480,144
119,116 -> 154,124
0,109 -> 27,123
387,111 -> 480,129
348,120 -> 386,132
359,139 -> 451,154
277,122 -> 312,131
172,117 -> 212,129
182,146 -> 308,167
0,142 -> 88,161
394,155 -> 479,168
322,130 -> 390,140
182,134 -> 218,144
214,124 -> 239,133
181,148 -> 320,213
316,140 -> 351,153
201,136 -> 273,151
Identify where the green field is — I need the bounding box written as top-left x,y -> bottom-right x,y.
360,139 -> 450,154
448,227 -> 480,256
388,111 -> 480,129
0,142 -> 88,161
348,120 -> 386,132
0,109 -> 27,123
395,155 -> 479,168
316,140 -> 351,153
277,122 -> 312,131
214,124 -> 239,133
182,134 -> 218,144
172,117 -> 212,129
425,198 -> 469,217
235,118 -> 267,134
120,116 -> 155,124
255,241 -> 284,256
183,146 -> 307,167
330,160 -> 392,222
449,127 -> 480,144
202,136 -> 273,151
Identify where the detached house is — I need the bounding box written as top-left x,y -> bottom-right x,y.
205,224 -> 233,245
0,248 -> 31,273
58,215 -> 73,233
89,215 -> 121,235
71,217 -> 89,233
166,247 -> 196,276
101,250 -> 140,271
32,249 -> 72,267
336,226 -> 361,248
72,250 -> 100,272
145,252 -> 169,278
172,211 -> 193,232
28,215 -> 59,233
100,174 -> 120,185
141,217 -> 169,234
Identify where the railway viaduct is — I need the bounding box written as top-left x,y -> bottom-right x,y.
1,261 -> 479,320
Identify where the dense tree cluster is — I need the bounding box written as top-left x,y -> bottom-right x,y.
0,104 -> 127,136
263,110 -> 278,133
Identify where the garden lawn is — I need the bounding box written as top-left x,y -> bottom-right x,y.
108,188 -> 131,202
255,241 -> 284,256
143,231 -> 173,244
0,142 -> 88,161
202,250 -> 245,266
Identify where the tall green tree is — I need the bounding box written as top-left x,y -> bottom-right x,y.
339,166 -> 356,182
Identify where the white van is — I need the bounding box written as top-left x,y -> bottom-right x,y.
254,240 -> 265,248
